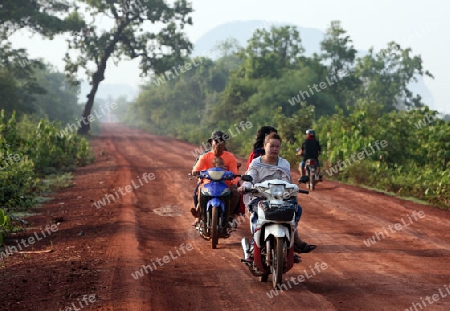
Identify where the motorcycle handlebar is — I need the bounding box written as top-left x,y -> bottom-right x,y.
188,172 -> 242,180
243,188 -> 258,194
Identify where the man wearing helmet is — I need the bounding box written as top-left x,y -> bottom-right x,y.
297,129 -> 323,180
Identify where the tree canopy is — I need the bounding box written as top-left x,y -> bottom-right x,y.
62,0 -> 193,133
0,0 -> 84,36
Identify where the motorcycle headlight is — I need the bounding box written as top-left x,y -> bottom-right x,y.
208,170 -> 225,181
269,184 -> 285,198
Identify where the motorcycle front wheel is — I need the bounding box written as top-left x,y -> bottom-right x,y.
272,237 -> 285,289
211,207 -> 219,249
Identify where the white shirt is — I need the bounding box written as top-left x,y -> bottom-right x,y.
242,156 -> 292,206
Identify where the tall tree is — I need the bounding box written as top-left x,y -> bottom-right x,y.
320,20 -> 360,107
0,40 -> 46,115
213,37 -> 242,58
64,0 -> 193,134
32,64 -> 81,123
213,26 -> 304,121
240,25 -> 304,79
320,21 -> 357,75
355,42 -> 433,112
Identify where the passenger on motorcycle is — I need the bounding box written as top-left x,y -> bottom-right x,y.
238,132 -> 316,260
191,130 -> 240,227
212,156 -> 225,168
298,129 -> 322,180
246,126 -> 278,170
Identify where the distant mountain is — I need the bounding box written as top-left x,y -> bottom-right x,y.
192,20 -> 324,58
405,78 -> 434,109
192,20 -> 435,109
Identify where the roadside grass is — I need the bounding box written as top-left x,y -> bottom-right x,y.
326,176 -> 447,210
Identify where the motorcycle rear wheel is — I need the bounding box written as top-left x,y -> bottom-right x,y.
308,170 -> 315,191
310,179 -> 315,191
211,207 -> 219,249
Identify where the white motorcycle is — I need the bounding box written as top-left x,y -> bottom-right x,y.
240,175 -> 309,289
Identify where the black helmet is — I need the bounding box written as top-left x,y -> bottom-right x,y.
207,130 -> 226,144
306,129 -> 315,138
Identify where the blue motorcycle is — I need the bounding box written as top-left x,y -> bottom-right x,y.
193,167 -> 239,249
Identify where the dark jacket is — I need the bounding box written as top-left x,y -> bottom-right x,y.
301,138 -> 321,161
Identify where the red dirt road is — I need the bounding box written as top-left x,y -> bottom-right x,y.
1,124 -> 450,311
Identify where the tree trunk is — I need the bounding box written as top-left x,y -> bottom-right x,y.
78,20 -> 129,135
78,77 -> 102,135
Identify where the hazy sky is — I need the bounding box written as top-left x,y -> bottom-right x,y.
9,0 -> 449,113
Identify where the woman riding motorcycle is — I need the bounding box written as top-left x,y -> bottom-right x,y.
238,132 -> 316,260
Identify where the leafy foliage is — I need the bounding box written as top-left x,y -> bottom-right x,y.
0,208 -> 11,245
316,103 -> 449,209
122,21 -> 447,209
355,42 -> 433,111
0,0 -> 84,37
0,42 -> 82,123
0,111 -> 94,212
122,54 -> 242,144
31,65 -> 81,124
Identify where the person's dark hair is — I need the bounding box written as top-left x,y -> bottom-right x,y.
207,130 -> 226,144
264,132 -> 282,145
253,126 -> 277,149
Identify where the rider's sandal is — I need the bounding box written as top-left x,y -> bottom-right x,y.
294,242 -> 317,253
294,254 -> 302,263
190,208 -> 199,217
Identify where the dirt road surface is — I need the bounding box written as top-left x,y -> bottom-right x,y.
1,124 -> 449,311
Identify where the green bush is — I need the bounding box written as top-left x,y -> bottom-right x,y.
318,104 -> 449,209
0,110 -> 94,212
0,208 -> 11,245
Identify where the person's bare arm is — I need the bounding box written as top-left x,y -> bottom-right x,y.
192,154 -> 206,175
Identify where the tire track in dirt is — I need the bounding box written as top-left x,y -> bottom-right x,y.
95,135 -> 151,310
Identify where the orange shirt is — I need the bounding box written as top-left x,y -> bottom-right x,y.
193,151 -> 239,185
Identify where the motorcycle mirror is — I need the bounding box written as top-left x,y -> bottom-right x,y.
298,176 -> 309,184
241,175 -> 253,182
